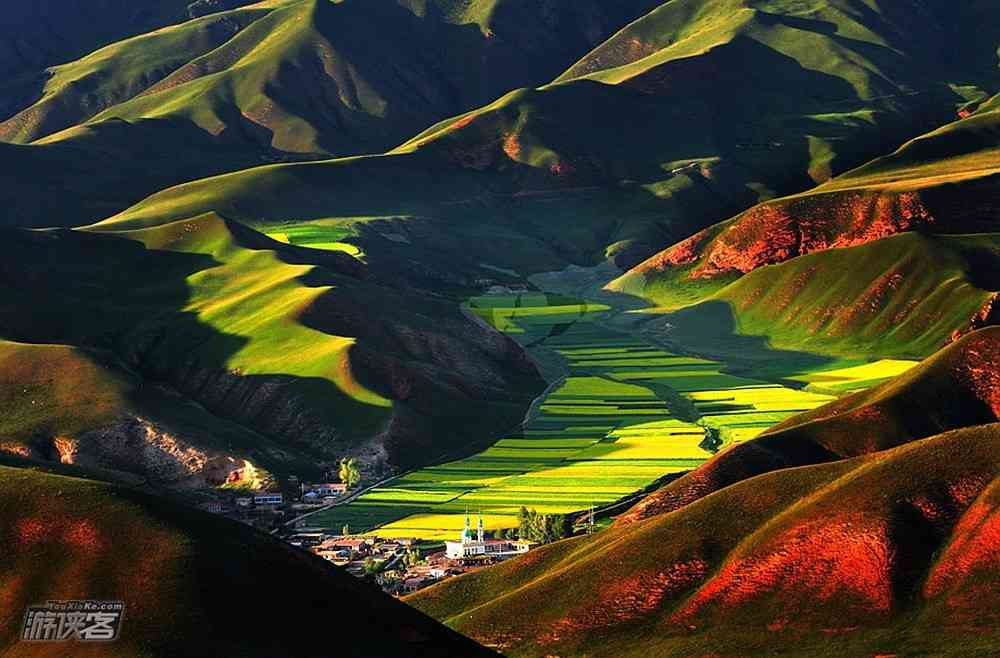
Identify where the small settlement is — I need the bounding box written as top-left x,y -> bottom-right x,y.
193,474 -> 538,596
286,512 -> 535,596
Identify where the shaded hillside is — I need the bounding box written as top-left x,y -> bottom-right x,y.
408,330 -> 1000,658
0,0 -> 236,121
0,119 -> 282,228
0,463 -> 498,658
612,92 -> 1000,307
1,0 -> 661,152
92,0 -> 1000,274
0,214 -> 543,485
0,0 -> 663,228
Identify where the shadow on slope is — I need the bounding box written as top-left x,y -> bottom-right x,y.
0,463 -> 499,657
0,216 -> 543,486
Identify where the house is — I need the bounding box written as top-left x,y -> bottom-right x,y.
303,482 -> 348,496
199,501 -> 223,514
317,536 -> 373,558
253,493 -> 284,506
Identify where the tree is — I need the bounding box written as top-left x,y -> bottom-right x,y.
339,458 -> 361,488
517,507 -> 572,544
364,556 -> 382,575
403,548 -> 422,568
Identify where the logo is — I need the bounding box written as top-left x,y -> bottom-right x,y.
21,600 -> 124,642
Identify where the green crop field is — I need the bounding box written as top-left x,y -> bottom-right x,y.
315,293 -> 840,539
265,221 -> 366,258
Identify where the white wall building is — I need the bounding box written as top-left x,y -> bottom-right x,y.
445,512 -> 532,560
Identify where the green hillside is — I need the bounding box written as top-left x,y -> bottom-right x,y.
0,0 -> 211,121
0,462 -> 499,657
0,214 -> 543,485
2,0 -> 662,152
0,0 -> 666,229
612,92 -> 1000,308
408,329 -> 1000,658
639,232 -> 999,361
90,0 -> 1000,277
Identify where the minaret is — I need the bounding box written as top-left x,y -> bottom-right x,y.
462,511 -> 471,544
477,512 -> 485,543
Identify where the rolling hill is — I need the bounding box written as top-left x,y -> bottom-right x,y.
0,461 -> 499,657
611,91 -> 1000,310
1,0 -> 663,152
0,213 -> 544,486
0,0 -> 238,122
0,0 -> 664,228
407,328 -> 1000,658
87,0 -> 1000,276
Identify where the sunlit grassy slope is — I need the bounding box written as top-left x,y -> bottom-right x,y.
639,232 -> 1000,361
613,92 -> 1000,310
0,0 -> 663,229
0,0 -> 211,120
88,0 -> 1000,276
408,328 -> 1000,658
0,463 -> 499,658
0,214 -> 542,482
2,0 -> 661,153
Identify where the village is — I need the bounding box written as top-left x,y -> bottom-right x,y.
282,511 -> 538,596
189,462 -> 551,597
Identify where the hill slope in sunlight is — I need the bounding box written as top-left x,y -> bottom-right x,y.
0,214 -> 543,486
408,328 -> 1000,658
89,0 -> 1000,276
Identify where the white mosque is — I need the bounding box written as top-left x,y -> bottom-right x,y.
444,512 -> 532,560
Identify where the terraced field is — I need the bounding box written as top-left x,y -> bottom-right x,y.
313,293 -> 846,539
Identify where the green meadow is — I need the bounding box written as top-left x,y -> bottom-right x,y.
314,293 -> 840,539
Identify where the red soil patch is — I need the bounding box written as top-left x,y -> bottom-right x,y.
674,513 -> 894,626
648,190 -> 936,280
503,133 -> 523,161
924,484 -> 1000,598
953,333 -> 1000,417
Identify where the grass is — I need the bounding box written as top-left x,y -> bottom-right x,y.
316,293 -> 838,538
652,233 -> 1000,360
0,213 -> 540,482
611,96 -> 1000,360
406,330 -> 1000,658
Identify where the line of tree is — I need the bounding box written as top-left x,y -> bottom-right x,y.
498,506 -> 573,544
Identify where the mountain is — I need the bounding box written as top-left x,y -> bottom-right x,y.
0,0 -> 220,121
1,0 -> 663,152
0,461 -> 499,658
0,214 -> 543,486
88,0 -> 1000,275
0,0 -> 663,228
610,91 -> 1000,308
408,328 -> 1000,658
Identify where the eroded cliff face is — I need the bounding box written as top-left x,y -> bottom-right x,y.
0,413 -> 267,488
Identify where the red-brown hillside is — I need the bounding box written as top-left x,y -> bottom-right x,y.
611,95 -> 1000,305
408,329 -> 1000,658
619,327 -> 1000,524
